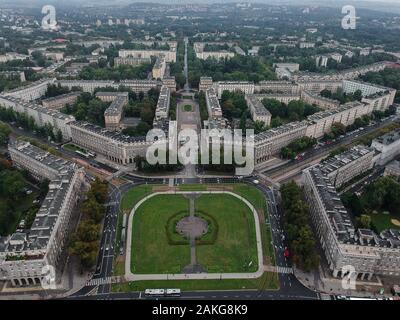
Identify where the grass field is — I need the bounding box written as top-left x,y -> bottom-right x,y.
183,104 -> 193,112
62,143 -> 88,154
369,212 -> 400,233
120,184 -> 155,213
112,272 -> 279,292
131,194 -> 191,274
119,183 -> 277,290
195,194 -> 258,273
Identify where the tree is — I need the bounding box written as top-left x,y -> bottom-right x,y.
331,122 -> 346,137
358,214 -> 372,229
0,123 -> 11,146
81,197 -> 103,223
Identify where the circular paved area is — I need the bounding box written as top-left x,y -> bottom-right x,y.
176,216 -> 208,239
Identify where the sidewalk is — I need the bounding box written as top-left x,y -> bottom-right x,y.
293,266 -> 387,298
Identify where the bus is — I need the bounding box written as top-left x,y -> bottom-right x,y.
75,150 -> 90,159
166,289 -> 181,297
144,289 -> 181,297
145,289 -> 165,297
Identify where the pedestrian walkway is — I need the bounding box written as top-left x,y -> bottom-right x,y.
85,276 -> 121,286
263,265 -> 293,274
275,266 -> 294,274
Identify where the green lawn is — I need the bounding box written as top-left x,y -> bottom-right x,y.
131,194 -> 191,274
62,143 -> 88,154
183,104 -> 193,112
120,184 -> 155,213
195,194 -> 258,273
117,183 -> 279,292
369,212 -> 400,233
112,272 -> 279,292
0,181 -> 40,235
178,184 -> 207,191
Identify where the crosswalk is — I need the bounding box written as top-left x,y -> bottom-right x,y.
86,276 -> 121,286
275,266 -> 294,274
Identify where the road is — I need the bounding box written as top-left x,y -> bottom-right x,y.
70,181 -> 137,297
263,116 -> 399,179
183,37 -> 189,91
68,175 -> 319,300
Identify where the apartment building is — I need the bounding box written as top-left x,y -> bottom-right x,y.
245,95 -> 272,126
154,85 -> 170,122
371,128 -> 400,166
301,90 -> 340,110
118,48 -> 176,63
199,77 -> 213,92
95,92 -> 129,131
57,80 -> 160,94
205,88 -> 223,119
0,95 -> 75,140
114,56 -> 151,67
215,81 -> 255,98
252,93 -> 301,105
69,121 -> 153,165
3,78 -> 56,102
303,165 -> 400,279
256,81 -> 300,94
297,79 -> 342,93
255,121 -> 308,166
0,141 -> 85,287
305,101 -> 374,139
299,42 -> 315,49
162,77 -> 177,93
193,42 -> 235,60
319,145 -> 375,188
152,56 -> 166,80
41,92 -> 81,110
273,63 -> 300,72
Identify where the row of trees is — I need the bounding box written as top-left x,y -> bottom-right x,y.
0,161 -> 48,236
44,83 -> 71,98
262,99 -> 320,127
280,182 -> 320,272
0,106 -> 63,142
220,91 -> 248,120
188,54 -> 276,88
320,88 -> 362,104
133,154 -> 183,173
79,63 -> 152,81
0,122 -> 11,146
69,178 -> 108,270
280,137 -> 317,160
360,68 -> 400,104
62,95 -> 110,127
197,91 -> 209,122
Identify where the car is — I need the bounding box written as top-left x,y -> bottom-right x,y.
284,247 -> 290,258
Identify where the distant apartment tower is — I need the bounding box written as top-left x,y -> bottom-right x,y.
245,95 -> 272,127
152,56 -> 166,80
96,92 -> 129,131
199,77 -> 213,92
